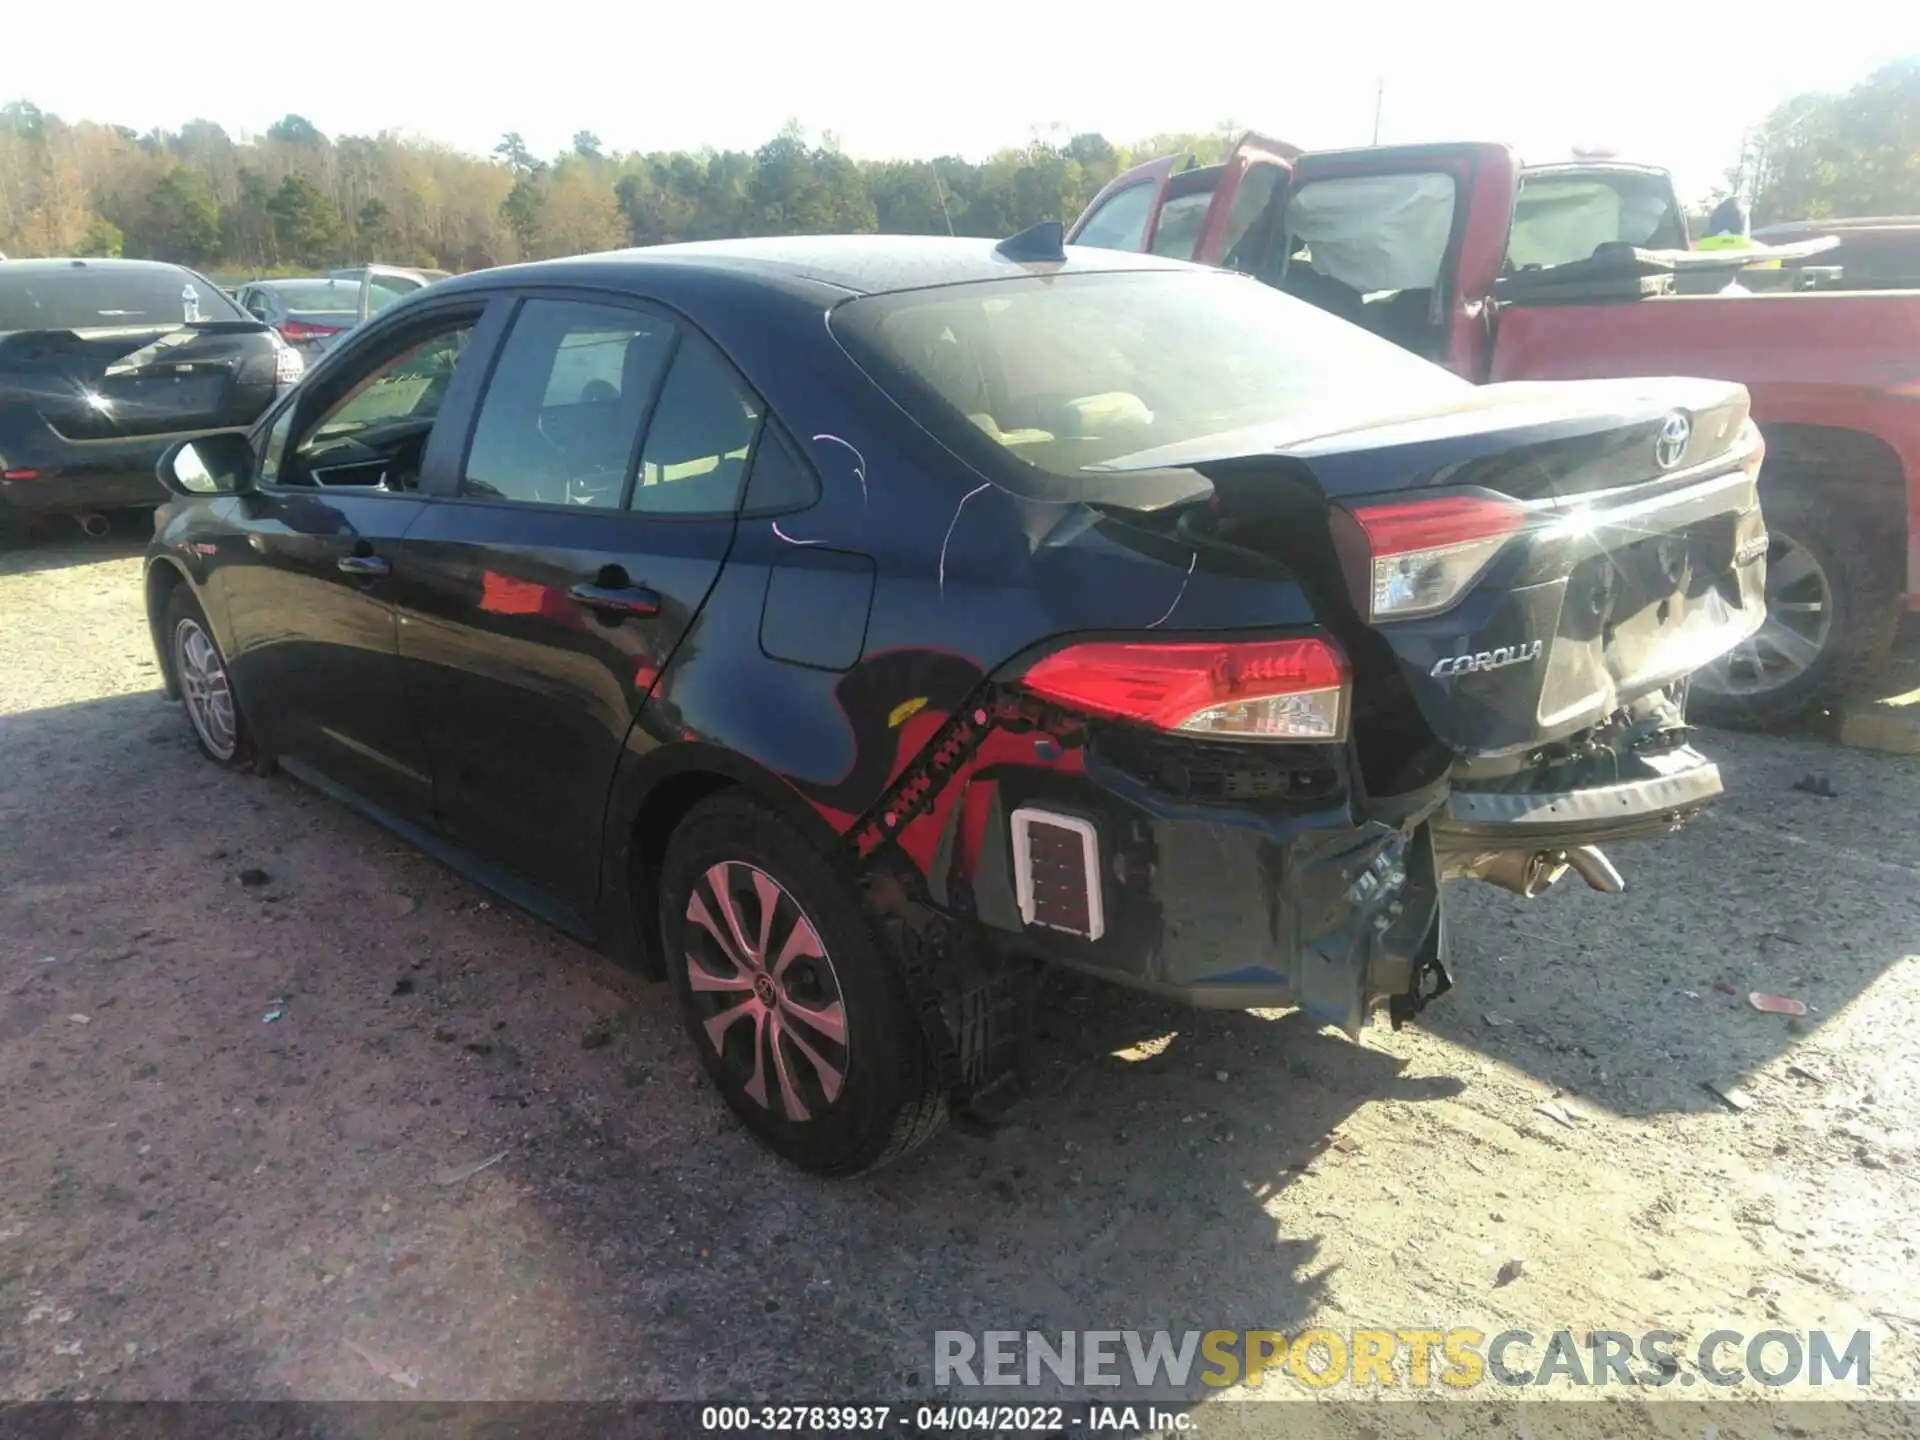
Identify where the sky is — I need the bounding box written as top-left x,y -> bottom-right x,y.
10,1 -> 1907,201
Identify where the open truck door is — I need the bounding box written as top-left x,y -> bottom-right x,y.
1070,139 -> 1520,379
1205,142 -> 1518,378
1068,133 -> 1299,263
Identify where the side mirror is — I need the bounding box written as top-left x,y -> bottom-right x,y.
158,432 -> 256,498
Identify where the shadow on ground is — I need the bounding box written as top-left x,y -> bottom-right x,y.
0,511 -> 151,578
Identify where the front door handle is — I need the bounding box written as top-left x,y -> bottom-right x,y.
568,582 -> 661,618
338,554 -> 390,577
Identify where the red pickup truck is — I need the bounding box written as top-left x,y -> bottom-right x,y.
1069,137 -> 1920,725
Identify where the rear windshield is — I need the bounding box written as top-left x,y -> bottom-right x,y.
0,266 -> 246,332
271,280 -> 365,312
1508,171 -> 1688,270
830,268 -> 1469,492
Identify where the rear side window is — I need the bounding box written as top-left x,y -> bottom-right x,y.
1508,171 -> 1688,270
739,425 -> 819,514
831,269 -> 1468,494
629,338 -> 764,515
462,299 -> 675,509
0,266 -> 246,331
270,280 -> 361,313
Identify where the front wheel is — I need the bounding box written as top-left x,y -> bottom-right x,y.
166,587 -> 256,768
658,793 -> 947,1175
1691,482 -> 1902,728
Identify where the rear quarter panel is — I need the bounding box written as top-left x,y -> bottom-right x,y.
1490,291 -> 1920,595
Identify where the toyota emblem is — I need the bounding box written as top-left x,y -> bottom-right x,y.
1654,412 -> 1692,471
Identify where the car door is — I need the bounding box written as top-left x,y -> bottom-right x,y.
1066,153 -> 1181,254
395,292 -> 759,910
218,295 -> 507,820
1067,133 -> 1299,263
1211,142 -> 1519,377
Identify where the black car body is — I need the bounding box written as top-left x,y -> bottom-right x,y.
142,235 -> 1768,1173
0,258 -> 298,540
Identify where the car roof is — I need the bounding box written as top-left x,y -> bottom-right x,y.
251,276 -> 360,290
434,234 -> 1200,304
0,257 -> 196,277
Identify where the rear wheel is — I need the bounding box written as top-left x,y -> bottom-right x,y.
1692,481 -> 1902,728
166,587 -> 256,768
658,793 -> 946,1175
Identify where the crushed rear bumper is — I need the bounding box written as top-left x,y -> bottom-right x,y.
936,732 -> 1452,1036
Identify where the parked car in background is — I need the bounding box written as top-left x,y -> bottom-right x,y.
1,257 -> 299,545
1071,135 -> 1920,726
329,265 -> 450,320
234,276 -> 372,356
145,234 -> 1763,1173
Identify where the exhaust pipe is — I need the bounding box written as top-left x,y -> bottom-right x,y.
1563,844 -> 1625,894
76,512 -> 110,538
1445,844 -> 1626,897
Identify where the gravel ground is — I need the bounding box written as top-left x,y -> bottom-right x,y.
3,526 -> 1918,1427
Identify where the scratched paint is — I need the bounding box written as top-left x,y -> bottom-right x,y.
937,482 -> 993,599
810,434 -> 869,505
1145,552 -> 1198,629
771,520 -> 824,547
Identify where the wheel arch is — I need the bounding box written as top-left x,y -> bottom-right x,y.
144,555 -> 194,700
1756,421 -> 1908,531
598,739 -> 850,979
1755,420 -> 1912,601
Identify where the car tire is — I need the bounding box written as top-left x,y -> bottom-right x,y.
165,587 -> 257,769
1691,479 -> 1902,729
658,792 -> 947,1175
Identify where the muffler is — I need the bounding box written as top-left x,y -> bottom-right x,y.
76,512 -> 110,538
1443,844 -> 1625,897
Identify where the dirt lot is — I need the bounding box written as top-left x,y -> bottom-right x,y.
3,526 -> 1918,1425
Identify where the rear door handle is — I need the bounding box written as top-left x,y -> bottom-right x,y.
568,582 -> 661,618
337,554 -> 390,576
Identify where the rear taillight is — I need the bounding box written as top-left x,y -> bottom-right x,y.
1019,637 -> 1349,742
270,334 -> 305,386
1335,492 -> 1525,621
2,468 -> 39,481
279,320 -> 341,342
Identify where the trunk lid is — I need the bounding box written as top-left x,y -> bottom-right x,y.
0,320 -> 281,440
1097,376 -> 1769,758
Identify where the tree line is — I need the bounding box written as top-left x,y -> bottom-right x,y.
0,104 -> 1233,274
1,58 -> 1913,273
1733,59 -> 1920,226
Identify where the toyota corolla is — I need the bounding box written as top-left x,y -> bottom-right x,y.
143,229 -> 1768,1174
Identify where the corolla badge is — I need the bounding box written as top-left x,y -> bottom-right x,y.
1431,640 -> 1545,678
1654,411 -> 1692,471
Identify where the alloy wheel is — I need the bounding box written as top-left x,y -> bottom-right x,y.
1697,529 -> 1834,697
174,616 -> 239,760
683,860 -> 850,1123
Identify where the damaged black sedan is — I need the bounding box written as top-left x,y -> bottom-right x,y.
142,231 -> 1768,1174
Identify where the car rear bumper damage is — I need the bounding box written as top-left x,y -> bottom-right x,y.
855,674 -> 1728,1136
869,696 -> 1456,1040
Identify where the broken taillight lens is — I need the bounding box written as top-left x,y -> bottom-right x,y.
1019,637 -> 1349,742
268,332 -> 306,386
1335,492 -> 1526,621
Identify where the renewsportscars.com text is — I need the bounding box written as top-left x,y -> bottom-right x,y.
934,1328 -> 1873,1391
